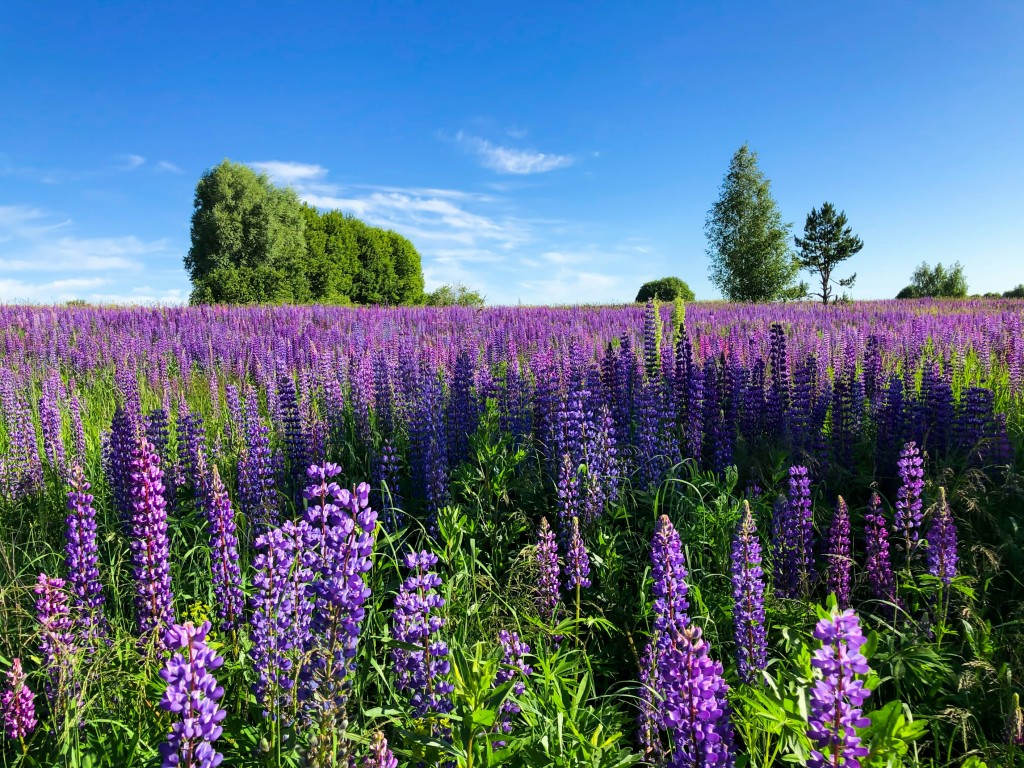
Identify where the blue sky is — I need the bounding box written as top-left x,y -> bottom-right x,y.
1,1 -> 1022,305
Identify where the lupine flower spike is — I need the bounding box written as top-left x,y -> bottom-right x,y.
1,659 -> 37,740
731,501 -> 767,683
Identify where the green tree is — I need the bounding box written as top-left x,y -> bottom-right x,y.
389,231 -> 426,305
301,206 -> 358,304
425,283 -> 486,307
794,202 -> 863,304
185,160 -> 309,304
635,276 -> 695,303
1004,284 -> 1024,299
897,261 -> 969,299
705,143 -> 803,302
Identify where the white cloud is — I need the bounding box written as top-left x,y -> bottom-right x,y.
155,160 -> 183,173
120,154 -> 146,170
455,132 -> 573,175
251,161 -> 329,186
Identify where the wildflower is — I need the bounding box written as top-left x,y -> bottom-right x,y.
925,488 -> 958,586
894,441 -> 925,562
731,501 -> 767,683
1,659 -> 37,740
362,731 -> 398,768
494,630 -> 532,744
204,466 -> 244,632
825,496 -> 853,608
536,517 -> 561,621
34,574 -> 75,703
807,609 -> 872,768
65,465 -> 109,642
158,621 -> 227,768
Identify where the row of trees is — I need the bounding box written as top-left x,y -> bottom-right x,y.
185,161 -> 425,305
705,144 -> 863,304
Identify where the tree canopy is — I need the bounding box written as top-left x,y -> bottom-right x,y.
896,261 -> 969,299
1003,284 -> 1024,299
635,277 -> 695,303
705,144 -> 804,302
186,160 -> 424,306
794,202 -> 863,305
425,283 -> 486,307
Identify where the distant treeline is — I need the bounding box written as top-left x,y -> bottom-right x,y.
185,160 -> 424,306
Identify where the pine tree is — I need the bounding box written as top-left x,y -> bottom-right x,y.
794,202 -> 863,304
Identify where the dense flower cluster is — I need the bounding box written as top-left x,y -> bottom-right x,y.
238,393 -> 278,538
34,573 -> 75,703
536,517 -> 561,621
362,731 -> 398,768
826,496 -> 853,608
391,550 -> 454,719
731,501 -> 767,683
895,441 -> 925,561
564,515 -> 592,594
158,621 -> 227,768
807,610 -> 872,768
773,465 -> 814,598
926,487 -> 958,586
128,436 -> 175,643
204,466 -> 245,632
1,659 -> 36,740
65,464 -> 108,642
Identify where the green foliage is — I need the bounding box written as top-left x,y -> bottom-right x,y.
634,277 -> 695,303
705,144 -> 803,302
426,283 -> 487,307
794,201 -> 863,305
898,261 -> 969,299
185,161 -> 424,306
1004,284 -> 1024,299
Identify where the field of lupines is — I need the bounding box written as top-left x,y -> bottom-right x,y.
1,298 -> 1024,768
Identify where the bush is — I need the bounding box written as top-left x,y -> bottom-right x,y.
635,276 -> 695,303
425,283 -> 486,307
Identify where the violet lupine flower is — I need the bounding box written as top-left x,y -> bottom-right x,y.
925,487 -> 958,586
301,469 -> 378,759
536,517 -> 561,622
773,466 -> 815,599
864,494 -> 897,616
391,550 -> 454,720
493,630 -> 532,745
238,394 -> 278,539
731,501 -> 767,684
128,436 -> 175,644
894,441 -> 925,563
1,659 -> 37,740
362,731 -> 398,768
107,403 -> 139,522
278,373 -> 311,497
39,371 -> 66,473
659,623 -> 734,767
34,573 -> 75,703
564,515 -> 591,594
825,496 -> 853,609
205,466 -> 245,632
373,438 -> 404,532
158,621 -> 227,768
69,392 -> 87,466
807,609 -> 872,768
65,465 -> 109,642
249,520 -> 315,720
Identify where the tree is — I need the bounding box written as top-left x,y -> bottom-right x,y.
794,202 -> 863,305
185,160 -> 309,305
705,144 -> 803,302
896,261 -> 969,299
635,277 -> 695,303
301,206 -> 359,304
425,283 -> 486,307
1004,284 -> 1024,299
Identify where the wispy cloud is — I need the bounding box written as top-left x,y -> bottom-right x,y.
155,160 -> 183,173
119,154 -> 146,170
251,161 -> 328,186
455,132 -> 573,175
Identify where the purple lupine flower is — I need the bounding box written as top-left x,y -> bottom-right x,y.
894,441 -> 925,562
864,493 -> 897,616
373,438 -> 404,532
564,515 -> 591,595
766,322 -> 791,439
65,465 -> 109,642
807,609 -> 872,768
128,436 -> 175,644
446,347 -> 478,466
1,659 -> 37,741
362,731 -> 398,768
639,515 -> 693,761
536,517 -> 561,622
249,519 -> 315,721
107,403 -> 139,522
659,623 -> 734,767
731,501 -> 767,684
1,659 -> 37,740
773,466 -> 815,599
278,373 -> 311,499
205,466 -> 245,632
158,621 -> 227,768
301,468 -> 378,761
34,574 -> 75,704
39,371 -> 67,473
238,393 -> 278,539
493,630 -> 532,745
69,392 -> 87,466
408,365 -> 450,529
925,487 -> 958,586
391,550 -> 454,720
825,496 -> 853,609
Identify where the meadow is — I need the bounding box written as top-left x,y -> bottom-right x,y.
1,298 -> 1023,768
